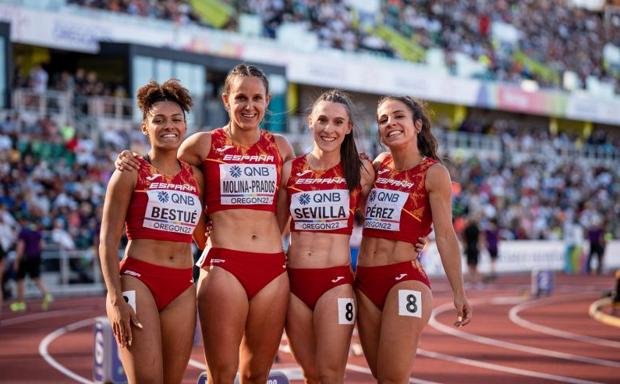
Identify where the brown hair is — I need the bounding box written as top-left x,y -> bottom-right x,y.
223,64 -> 270,95
136,79 -> 192,120
310,89 -> 361,192
377,96 -> 440,161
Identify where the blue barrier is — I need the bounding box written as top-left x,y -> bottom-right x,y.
93,317 -> 127,383
531,269 -> 554,297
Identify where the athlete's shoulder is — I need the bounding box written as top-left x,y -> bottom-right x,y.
272,132 -> 294,162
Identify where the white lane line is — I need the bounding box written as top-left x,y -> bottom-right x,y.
1,309 -> 86,327
430,297 -> 620,369
417,348 -> 602,384
39,317 -> 96,384
509,295 -> 620,349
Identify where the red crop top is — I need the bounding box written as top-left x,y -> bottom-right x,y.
363,155 -> 437,244
202,128 -> 282,214
125,157 -> 202,243
286,155 -> 360,235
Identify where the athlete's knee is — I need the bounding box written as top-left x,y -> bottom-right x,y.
133,369 -> 164,384
377,371 -> 408,384
317,360 -> 345,383
318,370 -> 344,384
239,368 -> 270,384
208,362 -> 238,384
301,367 -> 320,384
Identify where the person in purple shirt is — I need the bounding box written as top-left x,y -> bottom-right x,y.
10,218 -> 52,312
484,218 -> 500,282
586,217 -> 606,275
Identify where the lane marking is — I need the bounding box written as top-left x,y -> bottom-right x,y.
430,297 -> 620,369
39,317 -> 96,384
1,309 -> 87,327
418,348 -> 602,384
509,295 -> 620,349
589,297 -> 620,328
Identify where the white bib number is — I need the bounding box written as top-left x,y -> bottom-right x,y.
143,190 -> 201,234
219,164 -> 277,205
122,290 -> 136,313
398,289 -> 422,318
363,188 -> 408,231
290,189 -> 349,231
337,298 -> 355,324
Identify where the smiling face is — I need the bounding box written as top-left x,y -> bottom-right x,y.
141,101 -> 186,150
376,99 -> 421,149
222,76 -> 271,132
309,100 -> 352,154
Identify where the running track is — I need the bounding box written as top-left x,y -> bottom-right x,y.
1,273 -> 619,383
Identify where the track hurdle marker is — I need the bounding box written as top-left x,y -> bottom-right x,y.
93,316 -> 127,383
531,269 -> 554,298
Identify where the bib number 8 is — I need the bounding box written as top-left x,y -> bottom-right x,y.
398,290 -> 422,318
338,298 -> 355,325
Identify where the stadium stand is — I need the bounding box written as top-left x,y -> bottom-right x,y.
66,0 -> 620,93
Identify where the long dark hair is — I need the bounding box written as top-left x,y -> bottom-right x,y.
310,90 -> 361,192
377,96 -> 440,161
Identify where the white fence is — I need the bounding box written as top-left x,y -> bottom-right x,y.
421,240 -> 620,277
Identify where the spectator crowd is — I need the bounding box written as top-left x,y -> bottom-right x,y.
66,0 -> 620,93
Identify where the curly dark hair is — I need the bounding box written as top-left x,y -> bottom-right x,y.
136,79 -> 192,120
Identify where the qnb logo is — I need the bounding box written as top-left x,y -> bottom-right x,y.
157,191 -> 170,203
229,165 -> 242,178
368,190 -> 377,202
299,193 -> 311,205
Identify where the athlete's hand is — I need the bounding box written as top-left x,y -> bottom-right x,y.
115,150 -> 140,172
453,294 -> 472,328
106,293 -> 142,348
414,236 -> 429,256
359,152 -> 371,161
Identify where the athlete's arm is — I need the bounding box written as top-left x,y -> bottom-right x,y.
277,160 -> 293,233
372,151 -> 389,170
274,133 -> 295,163
178,131 -> 212,166
191,165 -> 208,250
358,157 -> 375,209
426,163 -> 471,327
99,169 -> 142,348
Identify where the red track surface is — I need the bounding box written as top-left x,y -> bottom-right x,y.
1,273 -> 619,383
